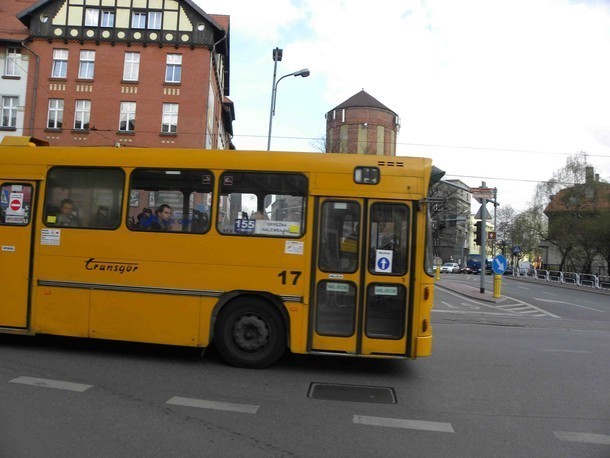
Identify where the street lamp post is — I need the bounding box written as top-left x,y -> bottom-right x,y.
266,47 -> 310,151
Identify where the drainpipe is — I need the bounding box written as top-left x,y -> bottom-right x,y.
21,41 -> 39,137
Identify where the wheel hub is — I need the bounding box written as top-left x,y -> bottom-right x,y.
233,314 -> 270,351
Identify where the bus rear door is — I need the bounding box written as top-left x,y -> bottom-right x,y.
0,182 -> 36,328
311,198 -> 412,356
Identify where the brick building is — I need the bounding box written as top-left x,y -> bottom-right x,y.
325,90 -> 400,155
10,0 -> 233,149
0,0 -> 34,138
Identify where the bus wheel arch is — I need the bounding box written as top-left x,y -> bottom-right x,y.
212,292 -> 289,369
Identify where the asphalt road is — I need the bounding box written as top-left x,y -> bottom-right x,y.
0,278 -> 608,457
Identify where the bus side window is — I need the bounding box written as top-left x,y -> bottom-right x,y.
44,167 -> 124,230
128,169 -> 213,234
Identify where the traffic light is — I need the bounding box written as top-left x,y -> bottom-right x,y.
474,221 -> 482,245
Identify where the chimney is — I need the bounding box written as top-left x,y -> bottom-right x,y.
585,166 -> 594,183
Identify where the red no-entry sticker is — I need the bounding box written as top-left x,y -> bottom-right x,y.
10,199 -> 21,211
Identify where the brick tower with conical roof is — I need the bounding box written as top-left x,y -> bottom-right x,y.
325,90 -> 400,155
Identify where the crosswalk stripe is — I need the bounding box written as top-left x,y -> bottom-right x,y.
9,376 -> 93,392
167,396 -> 259,414
554,431 -> 610,445
353,415 -> 454,432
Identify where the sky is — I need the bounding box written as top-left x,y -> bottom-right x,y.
196,0 -> 610,213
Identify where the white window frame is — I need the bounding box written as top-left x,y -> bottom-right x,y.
52,49 -> 69,78
74,100 -> 91,130
78,50 -> 95,79
132,12 -> 146,29
5,47 -> 20,77
101,10 -> 115,27
148,11 -> 162,29
1,96 -> 18,128
122,52 -> 140,81
165,54 -> 182,83
119,102 -> 136,131
161,103 -> 179,133
84,8 -> 99,26
47,98 -> 64,129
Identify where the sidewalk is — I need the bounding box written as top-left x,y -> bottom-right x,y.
435,277 -> 502,303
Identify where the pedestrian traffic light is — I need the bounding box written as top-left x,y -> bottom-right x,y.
475,221 -> 482,245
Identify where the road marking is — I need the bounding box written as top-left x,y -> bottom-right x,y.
501,295 -> 561,318
441,301 -> 458,309
167,396 -> 259,414
516,286 -> 529,290
534,298 -> 604,313
9,376 -> 93,392
543,349 -> 593,354
353,415 -> 454,433
438,287 -> 561,318
554,431 -> 610,445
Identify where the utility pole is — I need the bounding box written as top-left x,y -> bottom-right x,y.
480,182 -> 487,293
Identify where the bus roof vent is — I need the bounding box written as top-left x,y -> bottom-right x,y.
377,161 -> 404,167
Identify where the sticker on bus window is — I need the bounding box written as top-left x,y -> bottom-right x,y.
255,220 -> 300,236
375,249 -> 393,273
41,228 -> 61,246
374,286 -> 398,296
285,241 -> 303,255
234,219 -> 255,234
326,282 -> 350,293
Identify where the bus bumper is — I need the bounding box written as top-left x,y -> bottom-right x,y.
415,335 -> 433,357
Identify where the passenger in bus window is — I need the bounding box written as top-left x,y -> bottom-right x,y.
252,211 -> 268,220
56,198 -> 81,226
152,204 -> 173,231
136,208 -> 154,229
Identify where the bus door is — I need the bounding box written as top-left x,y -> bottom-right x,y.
311,198 -> 412,356
0,182 -> 36,328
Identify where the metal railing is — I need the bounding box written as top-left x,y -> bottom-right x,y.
508,268 -> 609,290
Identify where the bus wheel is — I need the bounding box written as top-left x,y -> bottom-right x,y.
214,297 -> 286,369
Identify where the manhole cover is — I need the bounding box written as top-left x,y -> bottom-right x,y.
308,382 -> 397,404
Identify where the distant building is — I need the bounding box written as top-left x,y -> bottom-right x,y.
0,0 -> 35,139
543,166 -> 610,274
12,0 -> 234,149
430,179 -> 472,265
325,90 -> 400,155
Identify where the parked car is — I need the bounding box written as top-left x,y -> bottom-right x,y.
440,262 -> 460,273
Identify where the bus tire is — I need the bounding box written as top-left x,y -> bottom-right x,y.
214,297 -> 286,369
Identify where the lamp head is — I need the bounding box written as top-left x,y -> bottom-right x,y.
294,68 -> 310,78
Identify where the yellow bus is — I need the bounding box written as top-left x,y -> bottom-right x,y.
0,136 -> 438,368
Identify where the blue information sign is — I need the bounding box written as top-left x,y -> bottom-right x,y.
492,255 -> 507,275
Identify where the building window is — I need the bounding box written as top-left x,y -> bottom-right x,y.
47,99 -> 64,129
1,96 -> 18,128
165,54 -> 182,83
123,52 -> 140,81
78,50 -> 95,79
4,47 -> 20,77
84,8 -> 99,26
161,103 -> 179,133
132,11 -> 162,29
74,100 -> 91,130
119,102 -> 136,131
148,11 -> 162,29
132,12 -> 147,29
51,49 -> 68,78
101,10 -> 115,27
